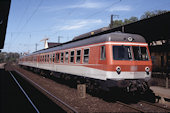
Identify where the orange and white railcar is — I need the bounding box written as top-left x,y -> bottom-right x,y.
19,32 -> 152,93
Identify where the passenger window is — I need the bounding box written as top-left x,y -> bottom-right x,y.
45,55 -> 47,62
83,49 -> 89,63
100,46 -> 106,60
76,50 -> 81,63
53,53 -> 55,62
49,54 -> 52,63
70,51 -> 74,63
61,52 -> 64,63
56,53 -> 60,63
47,55 -> 49,62
65,52 -> 69,63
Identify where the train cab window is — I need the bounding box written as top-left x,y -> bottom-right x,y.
100,46 -> 106,60
76,50 -> 81,63
56,53 -> 60,63
65,52 -> 69,63
83,49 -> 89,63
113,46 -> 132,60
61,52 -> 64,63
133,46 -> 149,61
70,51 -> 74,63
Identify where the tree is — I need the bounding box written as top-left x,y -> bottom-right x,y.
123,16 -> 138,25
110,16 -> 138,28
140,10 -> 168,19
109,10 -> 168,28
0,52 -> 20,63
129,16 -> 138,22
113,20 -> 123,28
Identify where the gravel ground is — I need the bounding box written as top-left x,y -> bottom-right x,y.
130,101 -> 170,112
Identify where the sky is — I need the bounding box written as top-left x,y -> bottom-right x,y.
3,0 -> 170,53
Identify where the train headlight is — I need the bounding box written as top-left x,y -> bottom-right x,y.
145,67 -> 150,72
116,66 -> 121,74
145,67 -> 150,75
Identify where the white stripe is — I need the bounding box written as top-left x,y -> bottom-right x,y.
9,72 -> 40,113
19,62 -> 151,80
105,42 -> 148,46
47,42 -> 148,53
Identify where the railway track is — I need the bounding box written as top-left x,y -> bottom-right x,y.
15,70 -> 78,113
140,101 -> 170,111
116,101 -> 144,113
116,101 -> 170,113
9,71 -> 40,113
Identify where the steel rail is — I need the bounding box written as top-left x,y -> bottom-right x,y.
9,71 -> 40,113
140,101 -> 170,111
116,101 -> 144,113
15,70 -> 78,113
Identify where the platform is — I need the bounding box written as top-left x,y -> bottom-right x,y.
150,86 -> 170,106
0,69 -> 65,113
0,63 -> 6,69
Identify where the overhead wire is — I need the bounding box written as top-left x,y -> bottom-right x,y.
48,0 -> 87,42
19,0 -> 44,32
7,0 -> 122,53
84,0 -> 122,19
10,0 -> 44,53
13,0 -> 43,41
15,0 -> 31,31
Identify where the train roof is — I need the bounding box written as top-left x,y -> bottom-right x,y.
21,32 -> 146,57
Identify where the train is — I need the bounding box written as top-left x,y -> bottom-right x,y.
19,32 -> 152,95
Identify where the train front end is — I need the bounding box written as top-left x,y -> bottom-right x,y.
106,34 -> 152,94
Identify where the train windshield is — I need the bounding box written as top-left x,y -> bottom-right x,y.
113,46 -> 132,60
132,46 -> 149,60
